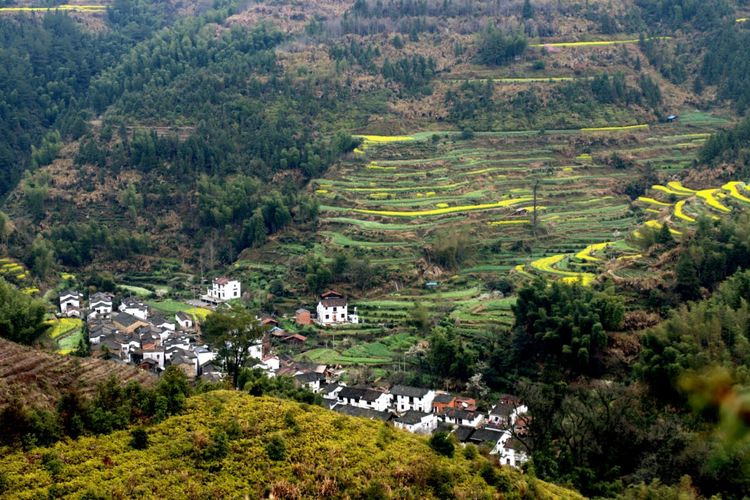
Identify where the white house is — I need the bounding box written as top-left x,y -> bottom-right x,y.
488,395 -> 526,429
390,385 -> 435,413
500,437 -> 529,468
89,292 -> 113,318
439,408 -> 484,428
294,372 -> 325,393
394,410 -> 438,434
59,291 -> 81,317
337,387 -> 392,412
316,290 -> 359,325
142,346 -> 165,370
151,315 -> 176,332
203,277 -> 241,303
119,297 -> 148,320
175,312 -> 193,330
194,346 -> 217,367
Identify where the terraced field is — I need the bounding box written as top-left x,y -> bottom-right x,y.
0,338 -> 155,410
310,111 -> 734,348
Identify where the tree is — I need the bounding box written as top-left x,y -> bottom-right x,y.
0,211 -> 9,249
118,181 -> 143,225
476,25 -> 527,66
429,432 -> 455,457
202,305 -> 269,388
522,0 -> 534,19
0,278 -> 49,344
29,236 -> 55,279
157,366 -> 190,415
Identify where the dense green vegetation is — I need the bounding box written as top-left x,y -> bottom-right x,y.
0,390 -> 582,498
0,278 -> 48,344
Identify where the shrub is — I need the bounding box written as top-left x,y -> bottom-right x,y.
129,428 -> 149,450
266,435 -> 287,461
429,432 -> 455,457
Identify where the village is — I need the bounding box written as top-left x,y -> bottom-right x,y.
57,276 -> 530,467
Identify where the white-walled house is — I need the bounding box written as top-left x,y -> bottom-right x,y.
194,346 -> 217,367
390,385 -> 435,413
203,277 -> 241,303
294,372 -> 325,393
394,410 -> 438,434
59,291 -> 81,317
142,346 -> 165,370
316,290 -> 359,325
500,437 -> 529,468
337,387 -> 392,412
119,298 -> 148,320
439,408 -> 484,428
89,292 -> 113,318
175,312 -> 193,330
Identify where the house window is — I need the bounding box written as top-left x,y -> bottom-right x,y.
326,315 -> 330,320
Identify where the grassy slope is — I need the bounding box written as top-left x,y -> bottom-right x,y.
1,390 -> 583,499
0,338 -> 156,410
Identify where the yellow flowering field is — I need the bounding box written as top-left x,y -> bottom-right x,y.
352,197 -> 531,217
581,124 -> 648,133
674,200 -> 696,222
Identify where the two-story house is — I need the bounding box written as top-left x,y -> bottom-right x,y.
59,290 -> 81,317
204,277 -> 241,303
390,385 -> 435,413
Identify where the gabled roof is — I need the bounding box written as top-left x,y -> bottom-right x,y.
469,427 -> 504,445
395,410 -> 431,425
433,393 -> 454,404
294,372 -> 324,383
60,290 -> 81,299
454,426 -> 475,442
504,437 -> 527,452
112,312 -> 145,328
296,308 -> 310,314
320,298 -> 347,308
338,386 -> 369,400
333,404 -> 392,422
441,408 -> 480,421
214,277 -> 234,285
321,290 -> 344,299
175,311 -> 192,321
90,292 -> 113,303
390,385 -> 431,398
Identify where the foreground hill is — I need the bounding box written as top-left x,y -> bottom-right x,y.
1,390 -> 581,499
0,338 -> 155,410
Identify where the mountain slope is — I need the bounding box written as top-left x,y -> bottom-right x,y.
1,390 -> 583,499
0,337 -> 156,410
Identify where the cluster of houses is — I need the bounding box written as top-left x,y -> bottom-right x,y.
61,289 -> 217,378
61,282 -> 528,467
290,372 -> 530,468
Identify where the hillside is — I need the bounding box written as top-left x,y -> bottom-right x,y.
0,337 -> 155,410
0,390 -> 582,499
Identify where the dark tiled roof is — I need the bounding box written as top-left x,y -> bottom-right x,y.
294,372 -> 324,383
454,426 -> 475,442
113,312 -> 144,328
390,385 -> 430,398
442,408 -> 480,421
321,298 -> 347,308
504,437 -> 527,451
433,393 -> 454,403
338,386 -> 369,400
321,290 -> 344,299
333,405 -> 392,422
362,389 -> 388,402
175,312 -> 191,321
396,410 -> 430,425
469,427 -> 504,445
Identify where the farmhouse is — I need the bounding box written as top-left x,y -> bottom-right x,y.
89,292 -> 113,318
59,290 -> 81,317
112,312 -> 150,335
294,372 -> 325,393
119,297 -> 148,320
203,277 -> 241,303
393,410 -> 438,434
500,437 -> 529,467
316,290 -> 359,326
295,308 -> 312,326
439,408 -> 484,428
175,312 -> 193,330
390,385 -> 435,413
337,386 -> 391,412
